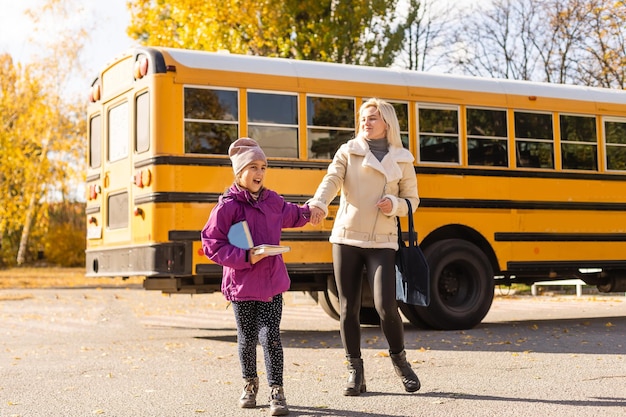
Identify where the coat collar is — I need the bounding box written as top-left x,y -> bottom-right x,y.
345,136 -> 414,182
223,183 -> 266,205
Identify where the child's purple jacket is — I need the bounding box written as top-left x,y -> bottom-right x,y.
201,184 -> 311,302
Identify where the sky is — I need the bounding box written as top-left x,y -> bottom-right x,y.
0,0 -> 136,96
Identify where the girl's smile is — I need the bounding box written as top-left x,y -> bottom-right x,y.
238,160 -> 266,192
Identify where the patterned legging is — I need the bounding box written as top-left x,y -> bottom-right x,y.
231,294 -> 284,386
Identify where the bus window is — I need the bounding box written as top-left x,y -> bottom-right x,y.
418,106 -> 459,163
605,118 -> 626,171
307,96 -> 355,159
107,192 -> 128,229
136,92 -> 150,153
90,114 -> 102,168
514,111 -> 554,169
560,114 -> 597,171
184,87 -> 238,155
247,91 -> 298,158
108,102 -> 129,162
467,107 -> 508,167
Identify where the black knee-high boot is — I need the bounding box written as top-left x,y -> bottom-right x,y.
344,357 -> 366,396
390,350 -> 421,392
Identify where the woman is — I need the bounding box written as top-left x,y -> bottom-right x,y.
308,98 -> 421,395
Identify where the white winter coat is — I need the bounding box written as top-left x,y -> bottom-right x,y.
309,136 -> 419,250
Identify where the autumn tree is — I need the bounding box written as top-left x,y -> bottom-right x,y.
578,0 -> 626,88
0,0 -> 86,267
127,0 -> 407,66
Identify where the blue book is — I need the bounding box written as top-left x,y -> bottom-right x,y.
228,220 -> 254,249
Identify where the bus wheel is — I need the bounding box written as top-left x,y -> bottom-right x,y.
398,301 -> 429,328
317,275 -> 340,321
417,238 -> 494,330
316,276 -> 382,325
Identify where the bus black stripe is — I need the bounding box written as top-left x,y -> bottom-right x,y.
135,192 -> 330,205
133,155 -> 626,182
495,232 -> 626,242
170,230 -> 331,241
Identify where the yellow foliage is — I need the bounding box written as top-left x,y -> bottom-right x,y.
126,0 -> 404,65
0,0 -> 87,266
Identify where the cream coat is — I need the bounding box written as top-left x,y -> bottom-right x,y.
309,136 -> 419,250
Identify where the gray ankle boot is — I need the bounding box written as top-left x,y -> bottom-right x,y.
238,377 -> 259,408
390,350 -> 421,392
269,385 -> 289,416
344,357 -> 366,396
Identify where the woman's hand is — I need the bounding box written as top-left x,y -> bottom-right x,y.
376,197 -> 392,214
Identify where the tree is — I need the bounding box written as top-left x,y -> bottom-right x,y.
578,0 -> 626,88
397,0 -> 457,71
127,0 -> 407,66
447,0 -> 626,87
0,0 -> 87,266
450,0 -> 544,80
0,55 -> 49,266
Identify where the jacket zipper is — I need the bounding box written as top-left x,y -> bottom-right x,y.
369,184 -> 387,241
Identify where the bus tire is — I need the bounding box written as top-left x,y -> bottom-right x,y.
398,301 -> 429,328
416,238 -> 494,330
316,275 -> 384,325
317,275 -> 340,321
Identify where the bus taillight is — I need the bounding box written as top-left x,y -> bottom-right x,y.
89,83 -> 101,103
133,169 -> 152,188
134,56 -> 149,80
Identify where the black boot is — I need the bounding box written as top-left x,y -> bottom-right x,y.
344,357 -> 366,396
390,350 -> 421,392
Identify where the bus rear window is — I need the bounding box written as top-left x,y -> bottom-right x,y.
90,114 -> 101,168
107,192 -> 128,229
108,102 -> 129,162
184,87 -> 238,155
136,92 -> 150,153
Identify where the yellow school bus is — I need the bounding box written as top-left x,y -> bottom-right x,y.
85,46 -> 626,330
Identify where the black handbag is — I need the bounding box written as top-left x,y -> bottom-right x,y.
395,199 -> 430,306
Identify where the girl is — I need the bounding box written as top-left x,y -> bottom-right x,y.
201,137 -> 314,416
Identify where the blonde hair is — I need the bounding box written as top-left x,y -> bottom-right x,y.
356,98 -> 403,148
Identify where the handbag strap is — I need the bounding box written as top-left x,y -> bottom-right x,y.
397,198 -> 416,249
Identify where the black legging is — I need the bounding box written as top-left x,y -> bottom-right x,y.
231,294 -> 284,386
332,244 -> 405,358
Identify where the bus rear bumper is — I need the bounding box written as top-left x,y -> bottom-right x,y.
85,242 -> 192,278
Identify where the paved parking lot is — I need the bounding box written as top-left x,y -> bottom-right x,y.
1,288 -> 625,416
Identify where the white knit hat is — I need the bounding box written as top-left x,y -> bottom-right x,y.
228,137 -> 267,175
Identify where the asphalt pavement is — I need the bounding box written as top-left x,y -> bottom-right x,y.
1,288 -> 625,417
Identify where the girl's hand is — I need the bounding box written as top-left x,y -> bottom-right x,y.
250,251 -> 268,265
310,206 -> 325,226
376,197 -> 392,214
